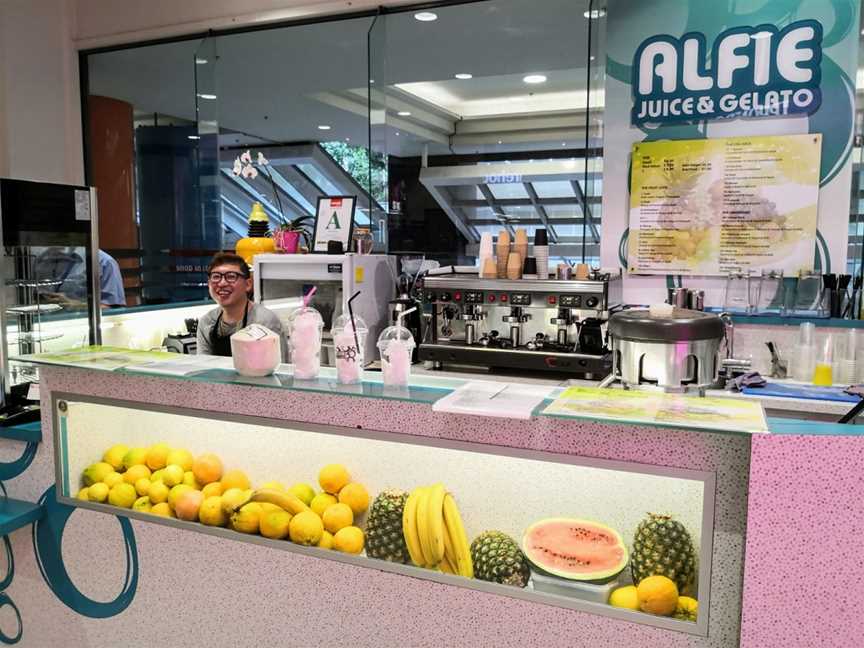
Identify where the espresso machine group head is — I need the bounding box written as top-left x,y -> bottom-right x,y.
419,273 -> 621,377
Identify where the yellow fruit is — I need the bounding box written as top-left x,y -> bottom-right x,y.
260,481 -> 286,491
675,596 -> 699,622
310,493 -> 338,517
83,462 -> 114,486
318,464 -> 349,494
317,530 -> 334,550
146,442 -> 171,470
151,502 -> 173,518
102,444 -> 129,471
220,469 -> 250,492
175,490 -> 204,521
150,469 -> 164,483
77,487 -> 89,501
338,482 -> 369,515
221,488 -> 247,515
122,447 -> 149,470
134,478 -> 151,497
637,575 -> 679,616
103,472 -> 123,489
288,510 -> 324,545
260,510 -> 292,539
148,481 -> 169,504
183,471 -> 201,490
322,503 -> 353,534
609,585 -> 639,610
333,526 -> 364,554
132,496 -> 152,513
108,483 -> 137,508
88,482 -> 109,503
201,482 -> 223,499
165,448 -> 193,472
168,484 -> 194,511
123,464 -> 151,485
288,483 -> 315,506
230,504 -> 262,534
162,464 -> 184,487
259,502 -> 283,514
199,496 -> 228,526
192,453 -> 223,485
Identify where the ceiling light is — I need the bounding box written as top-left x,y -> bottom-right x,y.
195,58 -> 208,65
397,111 -> 412,116
414,11 -> 438,22
561,142 -> 567,146
317,125 -> 331,130
523,74 -> 547,84
187,135 -> 200,140
497,140 -> 503,144
345,137 -> 350,141
395,131 -> 400,136
454,73 -> 473,80
583,9 -> 606,19
589,55 -> 596,61
197,93 -> 217,100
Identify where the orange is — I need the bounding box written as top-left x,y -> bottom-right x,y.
201,482 -> 223,499
145,443 -> 171,470
260,510 -> 292,539
637,575 -> 679,616
123,464 -> 151,485
175,490 -> 204,521
288,511 -> 323,545
317,530 -> 334,550
322,503 -> 353,534
199,496 -> 228,526
220,469 -> 250,492
310,493 -> 337,517
333,526 -> 364,554
318,464 -> 349,494
192,453 -> 223,485
165,448 -> 193,472
151,502 -> 174,518
338,482 -> 369,515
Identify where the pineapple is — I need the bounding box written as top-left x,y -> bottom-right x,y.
470,531 -> 530,588
631,513 -> 696,593
365,490 -> 410,563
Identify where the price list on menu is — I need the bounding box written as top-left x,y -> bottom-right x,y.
627,134 -> 821,276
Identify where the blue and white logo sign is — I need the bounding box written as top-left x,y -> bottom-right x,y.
632,20 -> 823,125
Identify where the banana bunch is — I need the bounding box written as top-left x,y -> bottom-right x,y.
402,484 -> 472,578
233,488 -> 310,515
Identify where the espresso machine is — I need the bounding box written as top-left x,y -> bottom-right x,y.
419,272 -> 622,377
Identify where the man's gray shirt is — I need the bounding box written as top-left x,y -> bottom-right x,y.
197,303 -> 288,361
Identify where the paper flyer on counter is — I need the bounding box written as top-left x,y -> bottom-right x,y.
628,133 -> 821,276
543,386 -> 768,434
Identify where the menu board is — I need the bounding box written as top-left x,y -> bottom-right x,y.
542,386 -> 768,434
628,134 -> 821,276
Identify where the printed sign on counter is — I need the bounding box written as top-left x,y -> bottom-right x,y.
628,133 -> 821,276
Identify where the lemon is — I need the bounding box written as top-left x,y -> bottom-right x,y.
148,481 -> 169,504
322,503 -> 353,534
83,462 -> 114,486
122,447 -> 149,470
103,472 -> 124,489
220,469 -> 250,492
165,448 -> 193,472
288,511 -> 323,545
201,482 -> 223,499
609,585 -> 639,610
150,469 -> 164,483
161,464 -> 184,487
88,482 -> 109,503
259,481 -> 286,491
77,487 -> 90,501
317,530 -> 334,550
199,496 -> 228,526
637,575 -> 679,616
102,444 -> 129,471
108,483 -> 137,508
333,526 -> 364,554
168,484 -> 194,511
123,464 -> 151,485
132,496 -> 152,513
230,504 -> 261,534
674,596 -> 699,622
318,464 -> 350,494
310,493 -> 338,517
338,482 -> 369,515
183,471 -> 202,490
221,488 -> 247,515
288,483 -> 315,506
151,502 -> 173,518
134,477 -> 151,497
146,442 -> 171,470
260,510 -> 291,539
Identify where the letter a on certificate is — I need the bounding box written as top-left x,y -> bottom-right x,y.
327,211 -> 341,230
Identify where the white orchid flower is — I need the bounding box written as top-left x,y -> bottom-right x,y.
257,152 -> 269,166
232,158 -> 242,176
240,150 -> 252,164
241,164 -> 255,179
249,166 -> 259,179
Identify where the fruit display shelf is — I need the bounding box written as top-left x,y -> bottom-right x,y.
0,497 -> 43,536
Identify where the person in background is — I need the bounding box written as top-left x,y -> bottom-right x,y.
197,252 -> 286,358
35,247 -> 126,308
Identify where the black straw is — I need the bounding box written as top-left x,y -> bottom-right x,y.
347,290 -> 362,356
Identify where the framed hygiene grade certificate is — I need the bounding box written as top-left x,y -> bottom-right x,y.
312,196 -> 357,253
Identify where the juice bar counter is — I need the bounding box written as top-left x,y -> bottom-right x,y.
0,357 -> 859,647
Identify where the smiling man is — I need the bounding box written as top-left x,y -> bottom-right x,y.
197,252 -> 286,358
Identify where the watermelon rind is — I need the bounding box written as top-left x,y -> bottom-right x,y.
521,517 -> 629,582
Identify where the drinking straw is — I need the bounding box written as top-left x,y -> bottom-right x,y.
302,285 -> 317,308
347,290 -> 362,355
398,307 -> 417,337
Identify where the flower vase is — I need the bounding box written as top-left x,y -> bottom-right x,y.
276,230 -> 301,253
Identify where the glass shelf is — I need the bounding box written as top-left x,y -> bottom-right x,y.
5,278 -> 63,288
7,304 -> 63,315
10,332 -> 64,344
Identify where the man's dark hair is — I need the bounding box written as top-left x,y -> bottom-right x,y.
207,252 -> 250,276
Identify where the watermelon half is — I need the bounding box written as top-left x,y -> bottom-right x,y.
522,518 -> 629,582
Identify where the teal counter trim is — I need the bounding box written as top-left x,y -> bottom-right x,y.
0,499 -> 43,537
767,417 -> 864,436
0,423 -> 41,444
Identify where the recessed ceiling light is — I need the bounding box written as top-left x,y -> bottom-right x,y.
523,74 -> 547,84
317,125 -> 331,130
497,140 -> 503,144
197,93 -> 217,100
345,137 -> 350,141
395,131 -> 400,136
188,135 -> 200,140
195,58 -> 208,65
583,9 -> 606,19
369,79 -> 375,84
414,11 -> 438,22
561,142 -> 567,146
397,111 -> 412,116
454,73 -> 473,80
589,55 -> 596,61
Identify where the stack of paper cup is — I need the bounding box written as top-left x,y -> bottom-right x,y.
478,232 -> 494,277
534,229 -> 549,279
793,322 -> 816,382
495,230 -> 511,279
835,328 -> 858,385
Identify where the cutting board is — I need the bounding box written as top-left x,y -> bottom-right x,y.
742,383 -> 860,403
